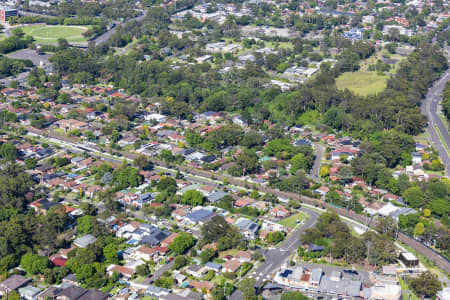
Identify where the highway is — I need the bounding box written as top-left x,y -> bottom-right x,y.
421,70 -> 450,174
230,208 -> 320,300
92,12 -> 146,46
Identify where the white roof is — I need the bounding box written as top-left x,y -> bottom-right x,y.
378,202 -> 399,216
401,252 -> 417,261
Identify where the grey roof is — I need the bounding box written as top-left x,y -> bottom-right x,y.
205,262 -> 222,270
207,191 -> 228,203
18,285 -> 41,297
310,268 -> 323,284
0,275 -> 31,291
77,289 -> 109,300
185,209 -> 214,223
390,207 -> 418,218
234,218 -> 259,234
56,286 -> 88,300
146,284 -> 170,296
73,234 -> 97,247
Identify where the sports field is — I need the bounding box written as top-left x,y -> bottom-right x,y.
21,25 -> 89,44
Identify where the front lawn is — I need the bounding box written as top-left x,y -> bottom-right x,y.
279,212 -> 309,228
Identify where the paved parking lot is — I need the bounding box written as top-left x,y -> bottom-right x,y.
7,49 -> 51,66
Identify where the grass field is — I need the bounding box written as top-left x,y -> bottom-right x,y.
279,212 -> 309,228
336,71 -> 388,96
336,50 -> 406,96
21,25 -> 89,44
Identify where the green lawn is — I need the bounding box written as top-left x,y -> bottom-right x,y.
336,71 -> 388,96
219,249 -> 240,259
336,50 -> 406,96
279,212 -> 309,228
21,25 -> 89,44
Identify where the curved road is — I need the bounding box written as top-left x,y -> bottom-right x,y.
422,70 -> 450,174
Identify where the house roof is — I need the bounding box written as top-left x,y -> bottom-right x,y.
77,289 -> 109,300
0,275 -> 31,291
185,209 -> 214,223
74,234 -> 97,248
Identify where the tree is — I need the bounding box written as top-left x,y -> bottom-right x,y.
238,278 -> 257,299
200,248 -> 216,264
319,166 -> 329,177
414,222 -> 425,237
289,153 -> 306,175
134,155 -> 153,170
201,216 -> 244,250
182,190 -> 204,207
403,186 -> 425,208
77,215 -> 94,234
409,271 -> 441,298
168,232 -> 195,255
0,143 -> 18,161
24,157 -> 37,169
136,264 -> 151,277
173,255 -> 187,269
20,252 -> 48,275
103,243 -> 119,264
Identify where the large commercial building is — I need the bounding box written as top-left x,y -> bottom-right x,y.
0,5 -> 18,22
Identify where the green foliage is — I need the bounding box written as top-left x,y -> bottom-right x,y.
402,186 -> 425,208
103,243 -> 119,264
168,232 -> 195,255
77,215 -> 95,234
0,143 -> 18,161
20,252 -> 48,275
182,190 -> 204,206
200,248 -> 216,264
409,271 -> 441,298
201,216 -> 245,251
173,255 -> 187,269
112,166 -> 142,190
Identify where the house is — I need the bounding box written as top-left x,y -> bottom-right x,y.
76,289 -> 109,300
207,191 -> 229,203
234,218 -> 259,240
55,286 -> 87,300
185,264 -> 208,278
362,284 -> 402,300
234,196 -> 255,207
204,262 -> 222,272
145,285 -> 170,297
412,152 -> 423,164
187,280 -> 214,294
222,259 -> 242,273
270,205 -> 291,218
18,285 -> 41,300
133,246 -> 155,261
313,186 -> 329,197
184,209 -> 215,225
161,233 -> 179,247
0,275 -> 31,296
107,265 -> 136,278
73,234 -> 97,248
235,251 -> 251,263
56,119 -> 89,132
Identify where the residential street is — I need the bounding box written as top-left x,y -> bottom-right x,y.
230,208 -> 320,300
421,70 -> 450,174
310,144 -> 325,180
